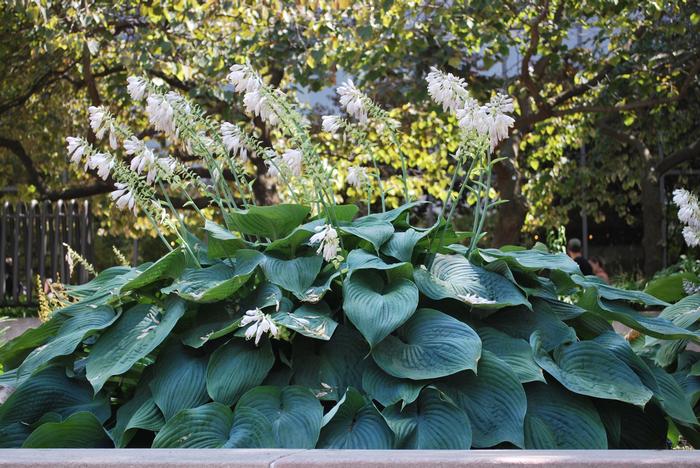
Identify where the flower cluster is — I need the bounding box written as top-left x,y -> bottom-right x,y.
310,224 -> 340,262
220,122 -> 250,163
88,106 -> 119,150
426,67 -> 470,113
427,67 -> 515,151
673,188 -> 700,247
267,149 -> 303,179
337,80 -> 368,123
346,166 -> 368,189
227,64 -> 279,126
240,308 -> 279,345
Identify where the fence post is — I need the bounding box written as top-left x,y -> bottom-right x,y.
38,201 -> 47,284
0,202 -> 6,300
12,203 -> 20,303
25,201 -> 35,303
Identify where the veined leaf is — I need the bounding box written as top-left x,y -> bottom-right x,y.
438,351 -> 527,448
152,402 -> 233,448
339,218 -> 394,252
380,228 -> 431,263
0,366 -> 109,431
161,250 -> 263,303
22,412 -> 112,448
149,343 -> 209,420
226,204 -> 310,240
292,325 -> 368,401
524,382 -> 607,449
17,305 -> 117,380
261,254 -> 323,297
236,385 -> 323,448
479,248 -> 580,274
206,339 -> 274,405
372,308 -> 481,380
414,254 -> 530,309
110,386 -> 164,448
476,326 -> 545,383
362,361 -> 426,407
204,220 -> 253,259
121,248 -> 186,291
85,298 -> 186,393
318,388 -> 393,449
382,387 -> 471,449
578,288 -> 700,341
272,302 -> 338,341
343,270 -> 418,347
531,331 -> 653,407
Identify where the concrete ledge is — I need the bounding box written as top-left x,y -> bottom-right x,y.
0,450 -> 699,468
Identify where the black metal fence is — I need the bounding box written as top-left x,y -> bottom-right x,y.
1,200 -> 93,306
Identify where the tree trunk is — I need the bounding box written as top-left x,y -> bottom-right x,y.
492,141 -> 528,247
641,167 -> 663,277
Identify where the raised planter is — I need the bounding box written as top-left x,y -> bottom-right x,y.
0,450 -> 699,467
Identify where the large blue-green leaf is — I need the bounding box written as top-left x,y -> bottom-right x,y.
261,254 -> 323,297
381,228 -> 432,263
372,308 -> 481,380
152,403 -> 274,448
476,326 -> 544,383
206,339 -> 274,405
235,385 -> 323,448
574,275 -> 669,307
318,388 -> 393,449
343,270 -> 418,347
479,248 -> 580,274
121,248 -> 186,291
645,273 -> 700,303
110,386 -> 164,448
438,351 -> 526,448
149,344 -> 209,420
339,218 -> 394,252
204,220 -> 253,259
361,201 -> 426,224
524,382 -> 607,449
362,361 -> 426,407
292,325 -> 368,401
64,266 -> 133,299
271,302 -> 338,341
647,364 -> 698,426
17,305 -> 117,380
382,387 -> 471,449
414,254 -> 530,309
578,288 -> 700,341
0,313 -> 66,370
226,204 -> 310,240
180,306 -> 240,349
85,298 -> 186,393
531,332 -> 653,407
484,305 -> 576,352
345,249 -> 412,277
0,366 -> 109,430
161,250 -> 263,303
22,412 -> 112,448
152,402 -> 234,448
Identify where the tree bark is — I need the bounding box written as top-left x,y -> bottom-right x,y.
600,126 -> 664,276
492,140 -> 528,247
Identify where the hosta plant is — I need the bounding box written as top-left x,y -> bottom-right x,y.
1,65 -> 699,450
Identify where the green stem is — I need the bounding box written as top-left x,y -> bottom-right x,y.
389,131 -> 410,203
469,149 -> 493,253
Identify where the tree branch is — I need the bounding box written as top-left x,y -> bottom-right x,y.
0,136 -> 45,194
656,138 -> 700,175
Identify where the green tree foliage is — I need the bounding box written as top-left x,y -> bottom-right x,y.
1,1 -> 698,274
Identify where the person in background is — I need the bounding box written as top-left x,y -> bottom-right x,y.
566,238 -> 593,275
589,256 -> 610,284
